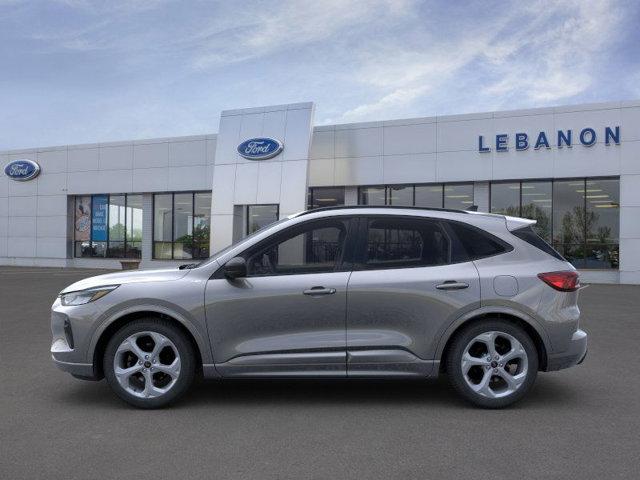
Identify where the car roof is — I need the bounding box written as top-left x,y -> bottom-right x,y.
293,206 -> 536,231
296,205 -> 470,216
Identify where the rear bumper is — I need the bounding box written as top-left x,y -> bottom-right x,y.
545,329 -> 588,371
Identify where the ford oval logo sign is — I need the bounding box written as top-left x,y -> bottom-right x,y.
237,138 -> 283,160
4,159 -> 41,181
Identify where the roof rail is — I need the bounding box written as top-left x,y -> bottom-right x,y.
297,205 -> 470,216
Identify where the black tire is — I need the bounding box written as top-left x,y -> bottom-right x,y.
446,319 -> 538,409
103,318 -> 196,409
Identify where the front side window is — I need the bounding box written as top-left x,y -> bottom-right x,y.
245,219 -> 349,276
74,194 -> 143,259
362,217 -> 450,269
153,192 -> 211,260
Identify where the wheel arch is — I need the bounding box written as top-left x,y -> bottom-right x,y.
437,310 -> 549,373
91,308 -> 207,380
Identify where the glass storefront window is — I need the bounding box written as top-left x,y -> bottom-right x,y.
126,195 -> 143,258
173,193 -> 193,260
153,194 -> 173,259
308,187 -> 345,209
490,182 -> 520,216
414,185 -> 443,208
194,192 -> 212,259
152,192 -> 212,260
521,181 -> 552,242
108,195 -> 126,258
74,194 -> 143,259
387,185 -> 413,206
247,205 -> 279,234
444,184 -> 474,210
359,186 -> 386,205
553,180 -> 587,268
356,183 -> 473,209
584,178 -> 619,269
489,177 -> 619,269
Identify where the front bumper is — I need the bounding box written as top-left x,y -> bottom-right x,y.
52,356 -> 98,380
51,300 -> 101,380
545,329 -> 588,371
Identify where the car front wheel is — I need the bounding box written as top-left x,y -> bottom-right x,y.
103,319 -> 196,408
446,319 -> 538,408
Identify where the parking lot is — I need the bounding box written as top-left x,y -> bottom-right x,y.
1,266 -> 639,480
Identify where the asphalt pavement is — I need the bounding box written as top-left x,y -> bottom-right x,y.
1,267 -> 639,480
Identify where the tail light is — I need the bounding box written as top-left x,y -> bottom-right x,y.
537,271 -> 580,292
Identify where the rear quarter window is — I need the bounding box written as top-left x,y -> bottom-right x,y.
512,226 -> 566,261
446,221 -> 512,262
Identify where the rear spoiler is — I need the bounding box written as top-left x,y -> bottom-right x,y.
504,215 -> 537,231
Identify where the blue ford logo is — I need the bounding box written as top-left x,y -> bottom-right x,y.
4,159 -> 41,181
237,138 -> 283,160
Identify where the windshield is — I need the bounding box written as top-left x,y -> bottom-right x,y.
195,216 -> 291,267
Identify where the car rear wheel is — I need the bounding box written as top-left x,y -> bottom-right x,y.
104,319 -> 196,408
446,319 -> 538,408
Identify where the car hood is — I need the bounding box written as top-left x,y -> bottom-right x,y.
60,268 -> 190,294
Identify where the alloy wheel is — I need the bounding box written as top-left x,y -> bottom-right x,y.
113,331 -> 181,399
461,331 -> 529,399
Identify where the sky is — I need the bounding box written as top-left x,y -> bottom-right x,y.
1,0 -> 639,150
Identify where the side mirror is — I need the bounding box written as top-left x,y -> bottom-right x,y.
224,256 -> 247,279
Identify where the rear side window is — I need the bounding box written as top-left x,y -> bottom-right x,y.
447,221 -> 512,262
362,217 -> 450,269
512,226 -> 565,261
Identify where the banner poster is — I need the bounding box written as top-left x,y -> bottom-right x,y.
91,195 -> 108,242
74,196 -> 91,241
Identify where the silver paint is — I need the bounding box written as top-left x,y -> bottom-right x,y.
51,207 -> 587,385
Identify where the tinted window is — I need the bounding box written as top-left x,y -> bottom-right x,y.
363,217 -> 450,269
448,222 -> 511,261
245,219 -> 349,276
512,226 -> 565,261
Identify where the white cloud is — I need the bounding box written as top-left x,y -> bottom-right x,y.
481,0 -> 622,104
191,0 -> 414,69
334,0 -> 626,122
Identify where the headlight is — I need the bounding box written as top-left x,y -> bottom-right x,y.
60,285 -> 119,306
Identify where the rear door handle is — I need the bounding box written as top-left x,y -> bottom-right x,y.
436,281 -> 469,290
303,286 -> 337,296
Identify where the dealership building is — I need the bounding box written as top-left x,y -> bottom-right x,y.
1,100 -> 639,284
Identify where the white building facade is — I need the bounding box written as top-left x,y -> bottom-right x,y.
1,100 -> 639,284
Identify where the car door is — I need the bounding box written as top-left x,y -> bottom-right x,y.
346,215 -> 481,376
205,217 -> 356,377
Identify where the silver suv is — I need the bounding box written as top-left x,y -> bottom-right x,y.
51,206 -> 587,408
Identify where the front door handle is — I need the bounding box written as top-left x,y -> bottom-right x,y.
303,286 -> 337,296
436,281 -> 469,290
